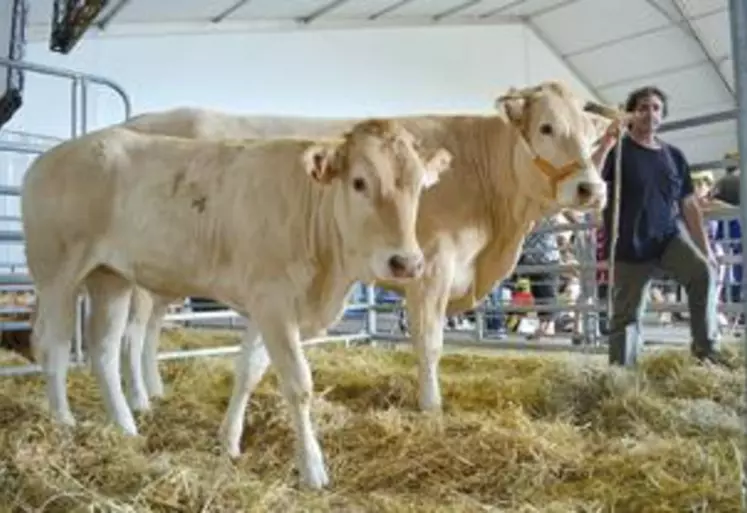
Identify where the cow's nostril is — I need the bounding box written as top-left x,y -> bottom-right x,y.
388,255 -> 407,274
577,182 -> 593,199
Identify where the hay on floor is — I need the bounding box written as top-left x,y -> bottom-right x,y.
0,329 -> 742,512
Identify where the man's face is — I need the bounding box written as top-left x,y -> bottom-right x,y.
630,93 -> 665,134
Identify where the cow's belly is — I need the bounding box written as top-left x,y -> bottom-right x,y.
449,260 -> 475,298
101,215 -> 242,304
106,243 -> 217,301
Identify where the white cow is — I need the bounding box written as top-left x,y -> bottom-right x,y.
119,81 -> 620,454
21,119 -> 452,489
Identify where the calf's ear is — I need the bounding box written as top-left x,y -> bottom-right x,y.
302,142 -> 341,184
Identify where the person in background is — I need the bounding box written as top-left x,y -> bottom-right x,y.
484,280 -> 509,339
515,213 -> 565,339
593,85 -> 728,367
711,159 -> 743,327
691,169 -> 733,330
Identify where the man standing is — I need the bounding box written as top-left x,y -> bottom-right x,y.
592,85 -> 727,367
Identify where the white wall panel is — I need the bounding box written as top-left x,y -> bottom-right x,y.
720,57 -> 735,89
324,0 -> 407,19
498,0 -> 568,16
568,25 -> 705,87
663,120 -> 736,165
379,0 -> 481,18
671,0 -> 727,18
598,62 -> 732,116
533,0 -> 670,56
645,0 -> 726,22
691,8 -> 731,60
25,0 -> 53,25
457,0 -> 523,17
113,0 -> 240,23
230,0 -> 345,20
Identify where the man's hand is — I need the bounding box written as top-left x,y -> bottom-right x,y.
598,114 -> 634,150
680,195 -> 718,271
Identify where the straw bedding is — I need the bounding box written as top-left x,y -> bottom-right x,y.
0,328 -> 742,512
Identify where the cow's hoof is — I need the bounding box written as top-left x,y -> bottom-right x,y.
298,445 -> 330,490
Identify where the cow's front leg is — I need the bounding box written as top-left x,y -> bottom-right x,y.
406,260 -> 453,412
256,313 -> 328,489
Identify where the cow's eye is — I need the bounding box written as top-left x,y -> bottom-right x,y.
352,177 -> 367,192
539,124 -> 553,135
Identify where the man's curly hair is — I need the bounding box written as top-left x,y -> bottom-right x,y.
624,86 -> 669,118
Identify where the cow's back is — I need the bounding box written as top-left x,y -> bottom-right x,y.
123,107 -> 359,140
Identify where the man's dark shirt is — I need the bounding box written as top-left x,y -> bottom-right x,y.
601,135 -> 693,263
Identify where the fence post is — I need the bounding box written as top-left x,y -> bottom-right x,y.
366,284 -> 377,346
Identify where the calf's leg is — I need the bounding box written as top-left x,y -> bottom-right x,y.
256,313 -> 328,489
142,298 -> 169,399
33,284 -> 79,426
85,268 -> 138,435
219,322 -> 269,458
219,323 -> 323,458
121,286 -> 153,412
406,258 -> 453,411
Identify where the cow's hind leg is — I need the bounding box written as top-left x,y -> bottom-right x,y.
84,268 -> 138,435
141,297 -> 170,399
256,313 -> 328,489
406,258 -> 454,412
32,283 -> 80,426
121,287 -> 153,412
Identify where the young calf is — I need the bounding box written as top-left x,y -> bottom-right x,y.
21,119 -> 451,489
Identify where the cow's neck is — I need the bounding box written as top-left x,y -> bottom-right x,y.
457,116 -> 555,307
301,184 -> 359,330
469,116 -> 549,237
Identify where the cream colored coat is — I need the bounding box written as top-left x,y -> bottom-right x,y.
21,118 -> 451,489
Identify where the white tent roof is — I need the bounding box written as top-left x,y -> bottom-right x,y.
27,0 -> 738,168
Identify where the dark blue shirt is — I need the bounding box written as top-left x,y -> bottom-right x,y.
601,135 -> 693,262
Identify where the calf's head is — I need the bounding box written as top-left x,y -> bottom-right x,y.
495,80 -> 623,212
302,119 -> 452,281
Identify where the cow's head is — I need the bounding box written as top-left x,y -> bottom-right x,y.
302,119 -> 452,281
495,80 -> 623,212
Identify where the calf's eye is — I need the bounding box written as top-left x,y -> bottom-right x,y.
352,178 -> 367,192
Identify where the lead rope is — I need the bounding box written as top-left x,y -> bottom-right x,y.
606,125 -> 626,323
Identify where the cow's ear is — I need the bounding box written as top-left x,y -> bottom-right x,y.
495,91 -> 527,125
303,142 -> 341,184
